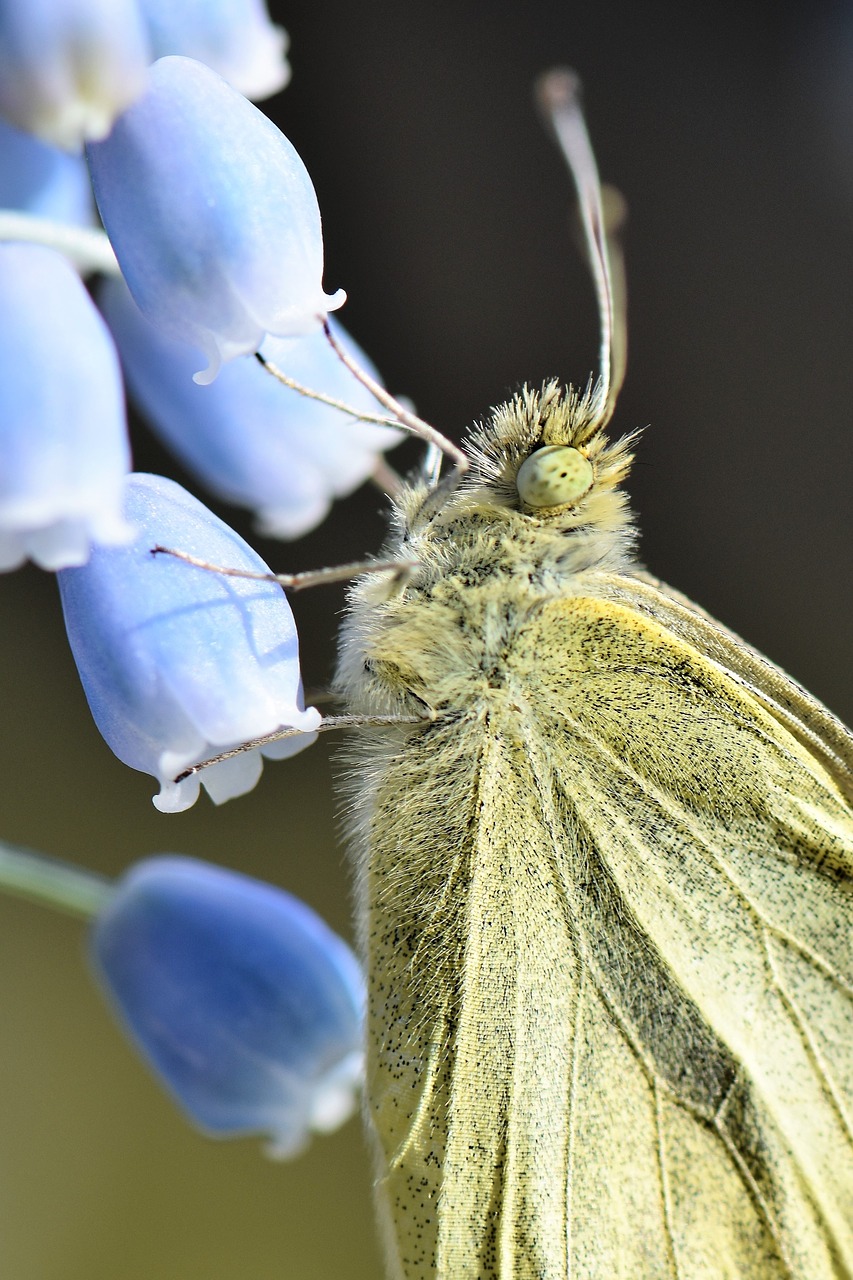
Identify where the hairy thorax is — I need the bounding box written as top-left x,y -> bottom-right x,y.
335,497 -> 632,725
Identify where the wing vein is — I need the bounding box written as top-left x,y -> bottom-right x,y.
762,926 -> 853,1150
713,1079 -> 799,1280
654,1079 -> 682,1280
565,960 -> 586,1277
551,705 -> 852,1001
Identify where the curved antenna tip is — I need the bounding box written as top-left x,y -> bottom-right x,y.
534,66 -> 628,434
535,67 -> 583,116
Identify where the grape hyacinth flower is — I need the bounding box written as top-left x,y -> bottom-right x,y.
0,0 -> 149,148
99,275 -> 401,538
92,857 -> 365,1156
0,242 -> 131,571
137,0 -> 290,101
57,473 -> 320,812
87,56 -> 345,384
0,116 -> 95,224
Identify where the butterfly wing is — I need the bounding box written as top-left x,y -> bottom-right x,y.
519,590 -> 853,1277
354,585 -> 853,1278
598,568 -> 853,801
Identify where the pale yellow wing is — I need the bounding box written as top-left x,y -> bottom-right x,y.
358,707 -> 597,1279
521,593 -> 853,1278
356,590 -> 853,1278
596,568 -> 853,802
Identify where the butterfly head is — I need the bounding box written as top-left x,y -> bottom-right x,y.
457,379 -> 638,540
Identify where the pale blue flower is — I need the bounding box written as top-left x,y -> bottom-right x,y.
92,857 -> 365,1156
57,473 -> 320,812
87,56 -> 344,385
0,243 -> 131,571
0,0 -> 149,148
137,0 -> 290,101
99,275 -> 400,538
0,117 -> 95,223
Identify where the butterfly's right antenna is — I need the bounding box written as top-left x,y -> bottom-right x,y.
536,69 -> 627,438
322,320 -> 468,480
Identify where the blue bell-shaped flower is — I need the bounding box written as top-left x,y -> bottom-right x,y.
87,56 -> 344,384
98,274 -> 400,538
0,116 -> 96,223
137,0 -> 290,101
0,242 -> 131,571
57,472 -> 320,811
0,0 -> 150,148
92,857 -> 365,1156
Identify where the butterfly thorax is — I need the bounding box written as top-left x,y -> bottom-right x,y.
335,381 -> 638,720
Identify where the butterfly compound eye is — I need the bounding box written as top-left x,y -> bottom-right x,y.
516,445 -> 594,508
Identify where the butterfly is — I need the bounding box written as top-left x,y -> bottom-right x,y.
332,70 -> 853,1278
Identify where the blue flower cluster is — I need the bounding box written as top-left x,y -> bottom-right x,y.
0,1 -> 396,1155
0,0 -> 290,148
0,4 -> 401,801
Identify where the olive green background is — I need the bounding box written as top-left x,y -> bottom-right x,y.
1,1 -> 852,1276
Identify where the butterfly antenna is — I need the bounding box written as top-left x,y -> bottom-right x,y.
322,320 -> 468,478
535,69 -> 627,437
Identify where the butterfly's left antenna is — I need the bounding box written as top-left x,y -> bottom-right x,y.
536,69 -> 627,437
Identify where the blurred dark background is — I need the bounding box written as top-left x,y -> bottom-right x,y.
0,1 -> 851,1276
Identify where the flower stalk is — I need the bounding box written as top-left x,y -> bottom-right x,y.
0,840 -> 112,919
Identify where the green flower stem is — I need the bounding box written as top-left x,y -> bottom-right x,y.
0,841 -> 113,920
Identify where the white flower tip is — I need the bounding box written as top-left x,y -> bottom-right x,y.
263,1127 -> 309,1162
263,1051 -> 363,1162
192,359 -> 221,387
151,710 -> 321,812
33,544 -> 89,571
27,103 -> 111,152
0,512 -> 134,572
298,705 -> 323,732
324,289 -> 347,316
0,538 -> 27,573
28,67 -> 147,150
258,709 -> 322,762
153,751 -> 263,811
255,497 -> 333,542
230,25 -> 292,102
309,1050 -> 365,1133
153,774 -> 201,813
200,751 -> 264,806
191,329 -> 268,384
91,511 -> 137,548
